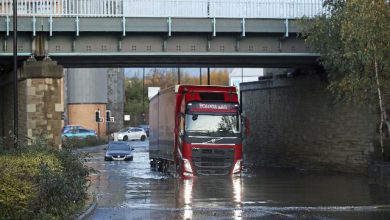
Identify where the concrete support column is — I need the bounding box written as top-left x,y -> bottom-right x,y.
20,59 -> 64,147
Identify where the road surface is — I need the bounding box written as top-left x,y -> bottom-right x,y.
80,140 -> 390,220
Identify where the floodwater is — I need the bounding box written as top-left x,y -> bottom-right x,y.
81,140 -> 390,220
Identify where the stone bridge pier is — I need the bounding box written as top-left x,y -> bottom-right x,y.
0,59 -> 63,147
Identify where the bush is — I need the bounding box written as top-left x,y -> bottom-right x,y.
0,137 -> 91,219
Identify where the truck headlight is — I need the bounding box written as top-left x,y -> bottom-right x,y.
232,159 -> 242,174
183,158 -> 193,173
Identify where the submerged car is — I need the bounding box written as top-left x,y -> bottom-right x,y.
112,127 -> 147,141
104,141 -> 134,161
61,128 -> 97,139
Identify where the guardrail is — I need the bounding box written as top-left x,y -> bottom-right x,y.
0,0 -> 323,18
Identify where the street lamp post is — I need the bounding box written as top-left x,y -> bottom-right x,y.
199,68 -> 202,85
13,0 -> 18,147
142,68 -> 145,122
207,67 -> 210,85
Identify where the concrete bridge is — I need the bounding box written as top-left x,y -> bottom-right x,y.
0,0 -> 322,67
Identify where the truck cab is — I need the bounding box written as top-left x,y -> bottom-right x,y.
178,102 -> 242,176
149,85 -> 244,177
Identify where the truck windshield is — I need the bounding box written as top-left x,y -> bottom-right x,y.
185,114 -> 240,137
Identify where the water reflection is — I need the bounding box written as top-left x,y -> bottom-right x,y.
232,177 -> 243,220
177,176 -> 243,220
183,179 -> 193,220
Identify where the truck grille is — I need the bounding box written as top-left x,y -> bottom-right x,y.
192,148 -> 234,175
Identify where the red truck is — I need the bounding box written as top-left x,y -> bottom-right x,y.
149,85 -> 245,177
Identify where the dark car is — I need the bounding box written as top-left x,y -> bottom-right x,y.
139,124 -> 150,136
104,141 -> 134,161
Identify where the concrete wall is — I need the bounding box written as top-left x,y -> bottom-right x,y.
241,75 -> 378,174
107,68 -> 125,132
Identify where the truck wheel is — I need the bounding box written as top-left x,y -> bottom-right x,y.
141,135 -> 146,141
123,136 -> 128,141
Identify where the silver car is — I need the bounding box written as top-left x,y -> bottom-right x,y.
104,141 -> 134,161
113,127 -> 147,141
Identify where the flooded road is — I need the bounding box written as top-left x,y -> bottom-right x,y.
81,141 -> 390,220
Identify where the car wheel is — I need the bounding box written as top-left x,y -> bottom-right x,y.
129,156 -> 133,161
141,135 -> 146,141
123,135 -> 128,141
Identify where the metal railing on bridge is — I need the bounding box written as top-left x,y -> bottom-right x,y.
0,0 -> 323,18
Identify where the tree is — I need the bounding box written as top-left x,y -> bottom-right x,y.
300,0 -> 390,157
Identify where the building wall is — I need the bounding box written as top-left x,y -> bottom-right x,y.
65,68 -> 125,135
241,74 -> 378,174
67,68 -> 108,104
68,103 -> 107,137
107,68 -> 125,132
65,68 -> 108,137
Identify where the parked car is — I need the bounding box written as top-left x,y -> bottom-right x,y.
61,128 -> 97,139
62,125 -> 84,133
104,141 -> 134,161
112,127 -> 147,141
139,124 -> 150,136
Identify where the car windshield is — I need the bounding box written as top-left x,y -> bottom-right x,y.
119,128 -> 129,132
185,114 -> 240,137
108,143 -> 130,151
65,125 -> 81,129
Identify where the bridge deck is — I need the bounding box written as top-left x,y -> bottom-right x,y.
0,1 -> 322,68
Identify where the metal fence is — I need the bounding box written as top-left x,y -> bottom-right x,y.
0,0 -> 323,18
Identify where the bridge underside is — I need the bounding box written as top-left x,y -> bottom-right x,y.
0,53 -> 319,68
0,17 -> 319,68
